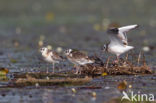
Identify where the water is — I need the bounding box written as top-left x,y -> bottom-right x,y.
0,0 -> 156,103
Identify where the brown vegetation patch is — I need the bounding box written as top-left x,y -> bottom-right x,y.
80,52 -> 152,75
14,76 -> 91,87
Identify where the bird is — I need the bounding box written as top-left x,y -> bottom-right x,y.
64,49 -> 95,74
102,24 -> 139,62
40,47 -> 63,73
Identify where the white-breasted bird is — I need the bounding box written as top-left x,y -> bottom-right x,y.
40,47 -> 63,73
64,49 -> 94,74
103,24 -> 139,61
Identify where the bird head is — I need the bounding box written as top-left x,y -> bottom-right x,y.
64,49 -> 72,56
101,44 -> 108,52
40,47 -> 48,54
107,27 -> 119,34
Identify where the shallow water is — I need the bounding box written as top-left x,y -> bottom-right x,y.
0,0 -> 156,103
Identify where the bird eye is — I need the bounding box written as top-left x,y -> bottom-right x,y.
41,48 -> 45,51
65,50 -> 69,54
103,45 -> 105,49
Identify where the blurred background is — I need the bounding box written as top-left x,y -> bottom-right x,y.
0,0 -> 156,102
0,0 -> 156,66
0,0 -> 156,48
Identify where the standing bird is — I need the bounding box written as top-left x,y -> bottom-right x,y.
40,47 -> 63,73
64,49 -> 94,74
103,24 -> 139,62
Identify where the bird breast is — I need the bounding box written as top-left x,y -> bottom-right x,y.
44,55 -> 54,63
108,45 -> 126,54
108,45 -> 134,55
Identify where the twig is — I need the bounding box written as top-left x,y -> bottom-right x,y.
106,56 -> 111,69
142,52 -> 147,66
129,50 -> 133,63
125,53 -> 129,61
137,51 -> 142,65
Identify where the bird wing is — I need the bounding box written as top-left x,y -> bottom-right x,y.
73,51 -> 88,59
108,24 -> 138,45
71,50 -> 88,59
51,51 -> 62,60
108,32 -> 125,46
118,24 -> 139,44
118,24 -> 138,33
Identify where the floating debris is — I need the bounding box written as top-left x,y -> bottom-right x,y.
81,63 -> 152,75
46,76 -> 50,80
38,40 -> 43,47
102,18 -> 110,30
140,30 -> 146,36
9,74 -> 92,87
80,52 -> 152,75
142,46 -> 150,52
14,77 -> 91,87
47,45 -> 52,50
101,72 -> 108,76
13,72 -> 85,79
35,83 -> 39,87
93,24 -> 101,31
40,35 -> 45,41
78,86 -> 102,89
104,86 -> 110,89
16,27 -> 21,34
56,47 -> 63,53
128,84 -> 132,89
117,80 -> 127,91
0,75 -> 8,81
38,35 -> 45,47
45,12 -> 54,22
71,88 -> 76,93
91,92 -> 96,97
10,58 -> 17,63
59,26 -> 67,33
13,40 -> 19,47
0,68 -> 9,76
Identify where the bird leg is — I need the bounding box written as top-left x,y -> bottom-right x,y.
75,66 -> 79,74
46,67 -> 49,73
113,55 -> 119,64
52,62 -> 55,73
46,64 -> 49,73
106,56 -> 111,68
75,65 -> 80,74
78,65 -> 82,74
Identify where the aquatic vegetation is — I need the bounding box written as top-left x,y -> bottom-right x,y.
0,68 -> 9,76
117,80 -> 127,91
13,76 -> 91,87
80,52 -> 152,76
2,73 -> 91,87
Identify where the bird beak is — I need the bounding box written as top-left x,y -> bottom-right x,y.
40,48 -> 43,52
